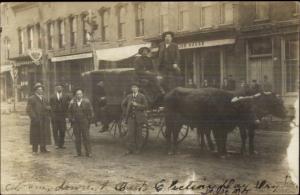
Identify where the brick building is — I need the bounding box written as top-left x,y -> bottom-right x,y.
1,2 -> 299,110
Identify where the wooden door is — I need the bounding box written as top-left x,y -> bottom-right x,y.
249,57 -> 273,84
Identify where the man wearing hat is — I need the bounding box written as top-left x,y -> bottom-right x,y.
134,47 -> 165,94
49,83 -> 71,149
121,82 -> 148,155
158,31 -> 181,91
26,83 -> 52,154
68,88 -> 94,157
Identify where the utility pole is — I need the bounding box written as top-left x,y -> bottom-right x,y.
38,2 -> 49,98
86,9 -> 99,70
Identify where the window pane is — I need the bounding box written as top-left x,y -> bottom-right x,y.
224,3 -> 233,24
202,6 -> 214,26
256,2 -> 269,19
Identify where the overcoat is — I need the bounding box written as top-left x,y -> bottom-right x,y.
158,42 -> 180,73
121,93 -> 148,124
26,94 -> 52,145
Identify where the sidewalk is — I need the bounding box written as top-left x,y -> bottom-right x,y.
0,101 -> 27,115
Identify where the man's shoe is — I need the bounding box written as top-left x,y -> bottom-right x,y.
74,154 -> 82,157
86,154 -> 92,158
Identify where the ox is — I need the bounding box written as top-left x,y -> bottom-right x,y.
163,87 -> 286,156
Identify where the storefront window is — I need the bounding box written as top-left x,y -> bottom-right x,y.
249,37 -> 272,56
285,38 -> 299,93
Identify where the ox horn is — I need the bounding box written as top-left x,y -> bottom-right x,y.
263,91 -> 272,95
231,95 -> 254,103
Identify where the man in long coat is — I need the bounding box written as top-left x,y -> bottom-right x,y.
158,31 -> 182,91
50,83 -> 70,149
121,83 -> 148,155
26,83 -> 51,153
68,89 -> 94,157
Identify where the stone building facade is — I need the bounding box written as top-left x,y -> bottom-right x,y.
1,2 -> 299,111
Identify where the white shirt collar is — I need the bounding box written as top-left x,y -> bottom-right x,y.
35,93 -> 43,100
57,92 -> 62,99
77,98 -> 82,106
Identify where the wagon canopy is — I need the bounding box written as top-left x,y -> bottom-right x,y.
81,68 -> 136,105
96,43 -> 151,61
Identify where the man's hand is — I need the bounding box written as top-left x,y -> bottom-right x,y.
173,64 -> 181,72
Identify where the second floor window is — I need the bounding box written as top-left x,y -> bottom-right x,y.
118,6 -> 126,39
201,5 -> 214,27
178,5 -> 189,30
70,17 -> 77,46
220,3 -> 233,24
159,2 -> 169,33
82,14 -> 91,45
255,2 -> 270,20
27,26 -> 33,49
58,20 -> 65,48
4,38 -> 10,60
135,3 -> 144,37
101,10 -> 109,41
36,23 -> 42,49
18,29 -> 24,54
47,22 -> 54,50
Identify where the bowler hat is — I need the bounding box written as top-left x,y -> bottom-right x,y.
138,47 -> 151,55
33,82 -> 44,91
162,31 -> 175,40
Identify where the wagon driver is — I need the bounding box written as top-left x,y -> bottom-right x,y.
158,31 -> 182,91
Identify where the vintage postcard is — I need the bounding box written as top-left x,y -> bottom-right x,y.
0,1 -> 299,194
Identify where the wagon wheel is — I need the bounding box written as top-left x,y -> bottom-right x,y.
66,122 -> 75,141
140,123 -> 150,148
109,119 -> 127,138
159,118 -> 189,144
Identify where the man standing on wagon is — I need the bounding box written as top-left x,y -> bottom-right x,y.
121,83 -> 148,155
158,31 -> 181,91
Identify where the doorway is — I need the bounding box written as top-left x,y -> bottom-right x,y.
248,57 -> 273,85
202,48 -> 220,87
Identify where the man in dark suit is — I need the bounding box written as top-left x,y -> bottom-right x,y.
68,89 -> 94,157
158,31 -> 181,91
50,83 -> 70,149
134,47 -> 165,94
121,83 -> 148,155
26,83 -> 51,154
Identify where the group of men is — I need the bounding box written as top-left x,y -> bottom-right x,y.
26,31 -> 182,157
26,83 -> 93,157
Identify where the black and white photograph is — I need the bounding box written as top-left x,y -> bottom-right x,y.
0,1 -> 299,194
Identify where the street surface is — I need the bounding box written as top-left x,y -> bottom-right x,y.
1,112 -> 299,194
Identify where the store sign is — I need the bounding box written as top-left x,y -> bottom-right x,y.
178,39 -> 235,50
28,49 -> 43,65
51,53 -> 92,62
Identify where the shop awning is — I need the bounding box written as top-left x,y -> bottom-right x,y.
96,43 -> 151,61
51,53 -> 92,62
0,65 -> 12,73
